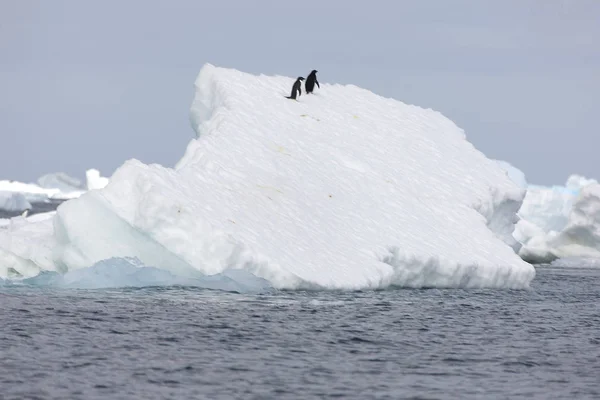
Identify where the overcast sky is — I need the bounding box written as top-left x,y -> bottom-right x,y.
1,1 -> 598,185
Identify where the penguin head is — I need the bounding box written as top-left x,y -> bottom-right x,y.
311,70 -> 318,74
298,77 -> 305,80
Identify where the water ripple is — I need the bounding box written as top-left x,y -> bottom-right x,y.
1,267 -> 599,399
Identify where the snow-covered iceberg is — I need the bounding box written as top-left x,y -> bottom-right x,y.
515,176 -> 600,262
0,192 -> 31,214
1,64 -> 535,289
0,169 -> 109,217
37,172 -> 84,193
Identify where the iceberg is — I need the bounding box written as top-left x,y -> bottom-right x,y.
0,191 -> 31,214
0,169 -> 109,217
37,172 -> 84,193
513,175 -> 600,263
1,64 -> 535,289
86,169 -> 110,191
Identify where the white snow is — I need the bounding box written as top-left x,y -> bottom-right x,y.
86,169 -> 110,190
514,175 -> 600,263
0,178 -> 82,202
26,63 -> 534,290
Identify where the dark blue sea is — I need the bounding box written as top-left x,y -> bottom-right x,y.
1,266 -> 599,399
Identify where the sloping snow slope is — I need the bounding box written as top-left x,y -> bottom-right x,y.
19,64 -> 535,288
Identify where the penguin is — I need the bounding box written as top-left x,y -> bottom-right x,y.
286,77 -> 304,100
305,70 -> 320,94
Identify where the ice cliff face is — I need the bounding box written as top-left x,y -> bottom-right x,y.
2,64 -> 535,289
515,175 -> 600,263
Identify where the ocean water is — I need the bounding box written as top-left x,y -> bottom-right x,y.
1,266 -> 599,400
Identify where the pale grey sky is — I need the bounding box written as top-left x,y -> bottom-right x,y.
1,1 -> 598,185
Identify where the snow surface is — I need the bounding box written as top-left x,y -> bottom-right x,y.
17,63 -> 532,290
86,169 -> 110,190
515,176 -> 600,263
